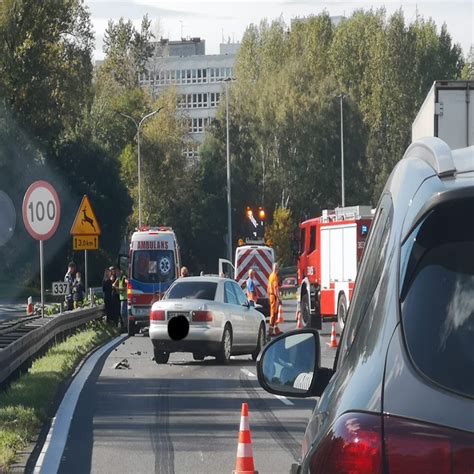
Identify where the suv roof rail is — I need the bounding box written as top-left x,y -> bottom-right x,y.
404,137 -> 456,177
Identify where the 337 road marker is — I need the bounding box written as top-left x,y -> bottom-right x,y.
52,282 -> 70,296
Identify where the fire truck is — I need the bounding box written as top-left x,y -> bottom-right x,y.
297,205 -> 373,330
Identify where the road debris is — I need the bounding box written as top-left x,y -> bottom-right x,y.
113,359 -> 130,369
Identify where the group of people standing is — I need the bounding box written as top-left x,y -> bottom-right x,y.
64,262 -> 85,310
102,267 -> 127,327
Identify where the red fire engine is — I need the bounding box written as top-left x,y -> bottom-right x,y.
297,205 -> 373,330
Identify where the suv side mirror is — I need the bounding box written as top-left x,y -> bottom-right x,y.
257,329 -> 333,397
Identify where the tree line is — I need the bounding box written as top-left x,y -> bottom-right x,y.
0,1 -> 471,287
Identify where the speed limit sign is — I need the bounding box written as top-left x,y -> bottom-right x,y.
22,181 -> 61,241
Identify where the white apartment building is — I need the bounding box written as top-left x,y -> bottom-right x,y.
139,38 -> 240,160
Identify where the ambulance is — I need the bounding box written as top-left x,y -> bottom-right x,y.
127,227 -> 181,336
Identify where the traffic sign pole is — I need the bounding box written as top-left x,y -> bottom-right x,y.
22,181 -> 61,319
84,250 -> 88,298
40,240 -> 44,318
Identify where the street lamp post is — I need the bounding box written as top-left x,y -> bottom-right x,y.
338,94 -> 346,207
118,108 -> 162,228
224,78 -> 232,262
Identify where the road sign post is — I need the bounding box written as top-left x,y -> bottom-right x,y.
70,195 -> 101,297
22,181 -> 61,318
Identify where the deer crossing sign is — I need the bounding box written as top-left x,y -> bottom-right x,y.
70,195 -> 101,250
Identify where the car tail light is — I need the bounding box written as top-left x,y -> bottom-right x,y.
385,415 -> 474,474
310,412 -> 382,473
150,309 -> 165,321
127,282 -> 132,303
192,310 -> 213,322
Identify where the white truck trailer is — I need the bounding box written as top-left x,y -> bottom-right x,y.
412,80 -> 473,148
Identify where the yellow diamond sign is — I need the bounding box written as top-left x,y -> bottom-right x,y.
70,195 -> 101,236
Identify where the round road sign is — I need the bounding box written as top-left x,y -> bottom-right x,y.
22,181 -> 61,241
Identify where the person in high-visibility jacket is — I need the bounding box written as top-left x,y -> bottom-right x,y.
267,263 -> 282,337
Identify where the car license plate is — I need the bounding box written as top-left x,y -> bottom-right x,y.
134,307 -> 150,316
168,311 -> 190,320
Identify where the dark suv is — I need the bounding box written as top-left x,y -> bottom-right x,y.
257,137 -> 474,473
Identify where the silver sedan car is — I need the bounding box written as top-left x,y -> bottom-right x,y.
149,276 -> 266,364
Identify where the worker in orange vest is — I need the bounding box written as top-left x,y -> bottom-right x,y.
267,263 -> 283,337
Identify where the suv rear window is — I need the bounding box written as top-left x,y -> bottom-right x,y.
400,198 -> 474,398
166,281 -> 217,301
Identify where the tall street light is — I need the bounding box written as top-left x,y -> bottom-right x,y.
337,93 -> 346,207
224,77 -> 233,262
118,108 -> 162,227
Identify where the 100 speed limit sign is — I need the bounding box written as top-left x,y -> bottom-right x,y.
22,181 -> 61,241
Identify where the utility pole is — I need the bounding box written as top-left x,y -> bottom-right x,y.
338,94 -> 346,207
225,78 -> 232,261
117,108 -> 162,227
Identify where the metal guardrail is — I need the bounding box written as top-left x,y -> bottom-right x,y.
0,305 -> 104,385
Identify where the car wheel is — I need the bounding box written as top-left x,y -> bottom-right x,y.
216,325 -> 232,364
251,323 -> 266,361
127,319 -> 136,337
337,294 -> 348,333
301,296 -> 310,326
154,348 -> 170,364
193,353 -> 205,361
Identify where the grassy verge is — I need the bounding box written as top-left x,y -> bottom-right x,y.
281,292 -> 297,300
0,321 -> 118,471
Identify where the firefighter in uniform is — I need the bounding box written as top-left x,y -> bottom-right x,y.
246,269 -> 258,305
267,263 -> 283,337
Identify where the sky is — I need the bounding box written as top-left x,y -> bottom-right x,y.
85,0 -> 474,60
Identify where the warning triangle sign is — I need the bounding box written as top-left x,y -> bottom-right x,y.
70,195 -> 101,236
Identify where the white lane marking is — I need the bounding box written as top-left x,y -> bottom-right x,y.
34,335 -> 127,473
240,369 -> 256,377
274,395 -> 294,406
240,368 -> 293,405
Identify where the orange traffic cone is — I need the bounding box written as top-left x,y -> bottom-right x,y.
327,322 -> 338,348
296,310 -> 303,329
276,304 -> 284,325
26,296 -> 33,316
233,403 -> 258,474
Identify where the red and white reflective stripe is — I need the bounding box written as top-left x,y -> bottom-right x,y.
237,442 -> 254,458
236,249 -> 272,282
240,416 -> 250,431
237,249 -> 272,275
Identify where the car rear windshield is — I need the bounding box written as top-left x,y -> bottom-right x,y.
166,281 -> 217,301
400,198 -> 474,398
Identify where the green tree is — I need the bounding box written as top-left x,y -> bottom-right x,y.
102,15 -> 154,88
0,0 -> 94,150
461,46 -> 474,79
265,207 -> 293,266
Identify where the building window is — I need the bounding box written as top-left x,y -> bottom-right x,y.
189,117 -> 212,134
183,145 -> 200,161
210,92 -> 220,107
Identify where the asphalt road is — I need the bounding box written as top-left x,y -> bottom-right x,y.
0,299 -> 27,323
56,301 -> 338,474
